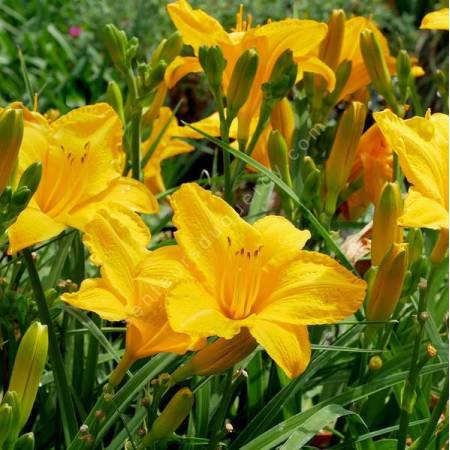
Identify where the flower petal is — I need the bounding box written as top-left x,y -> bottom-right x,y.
255,251 -> 366,325
62,278 -> 126,321
170,183 -> 261,294
253,215 -> 310,269
7,206 -> 66,254
248,320 -> 311,378
295,56 -> 336,91
420,8 -> 449,30
166,279 -> 241,339
165,56 -> 203,88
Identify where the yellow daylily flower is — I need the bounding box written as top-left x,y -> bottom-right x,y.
345,124 -> 393,218
62,208 -> 202,364
7,103 -> 158,254
420,8 -> 449,30
165,183 -> 366,378
142,106 -> 200,193
374,109 -> 449,231
336,17 -> 423,100
167,0 -> 334,126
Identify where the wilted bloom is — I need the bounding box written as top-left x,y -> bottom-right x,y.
141,106 -> 202,193
345,124 -> 393,218
420,8 -> 449,30
366,243 -> 408,321
8,322 -> 48,430
167,0 -> 334,134
7,103 -> 157,254
165,183 -> 366,378
62,208 -> 202,383
374,110 -> 448,232
371,182 -> 403,266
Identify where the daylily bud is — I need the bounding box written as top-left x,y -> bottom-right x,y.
324,60 -> 352,108
158,31 -> 183,65
270,98 -> 295,149
102,24 -> 129,73
262,49 -> 297,103
397,50 -> 412,102
2,391 -> 21,441
360,29 -> 399,112
12,432 -> 35,450
137,61 -> 167,101
171,329 -> 257,383
408,256 -> 430,292
406,228 -> 423,266
0,108 -> 24,194
268,130 -> 292,187
0,404 -> 13,447
18,162 -> 42,195
199,45 -> 227,93
227,48 -> 259,121
431,229 -> 449,264
368,355 -> 383,371
11,186 -> 32,211
324,101 -> 367,215
319,10 -> 346,71
371,182 -> 403,266
9,322 -> 48,429
144,388 -> 193,443
366,243 -> 408,321
106,81 -> 125,124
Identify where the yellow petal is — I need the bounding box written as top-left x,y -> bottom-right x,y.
420,8 -> 449,30
295,56 -> 336,91
164,56 -> 203,88
68,177 -> 158,229
62,278 -> 126,321
170,183 -> 261,293
255,251 -> 366,325
248,320 -> 311,378
374,109 -> 448,213
399,188 -> 448,230
167,0 -> 230,52
81,208 -> 150,303
7,206 -> 66,254
253,215 -> 310,268
166,279 -> 242,339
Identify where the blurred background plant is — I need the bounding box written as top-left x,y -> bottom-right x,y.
0,0 -> 447,112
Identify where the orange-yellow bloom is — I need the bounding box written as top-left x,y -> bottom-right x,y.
166,0 -> 334,128
420,8 -> 449,30
62,208 -> 201,363
374,109 -> 448,231
165,183 -> 366,378
7,103 -> 158,254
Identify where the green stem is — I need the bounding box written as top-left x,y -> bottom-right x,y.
397,287 -> 428,450
22,249 -> 78,444
130,111 -> 143,181
409,372 -> 449,450
109,352 -> 134,387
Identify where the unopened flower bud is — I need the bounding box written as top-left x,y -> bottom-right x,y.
11,186 -> 32,211
0,404 -> 13,447
372,182 -> 403,266
270,98 -> 295,149
319,10 -> 346,71
11,432 -> 34,450
325,101 -> 367,215
106,81 -> 125,124
227,48 -> 259,121
324,60 -> 352,108
0,108 -> 24,194
102,24 -> 129,73
9,322 -> 48,429
366,243 -> 408,321
262,49 -> 297,104
158,31 -> 183,65
18,162 -> 42,196
406,229 -> 424,266
397,50 -> 412,102
268,130 -> 292,187
1,391 -> 21,441
369,355 -> 383,370
199,45 -> 227,93
144,388 -> 194,444
360,29 -> 399,112
171,329 -> 257,383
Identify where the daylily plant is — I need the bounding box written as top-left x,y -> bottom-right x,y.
7,103 -> 157,254
165,183 -> 366,378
